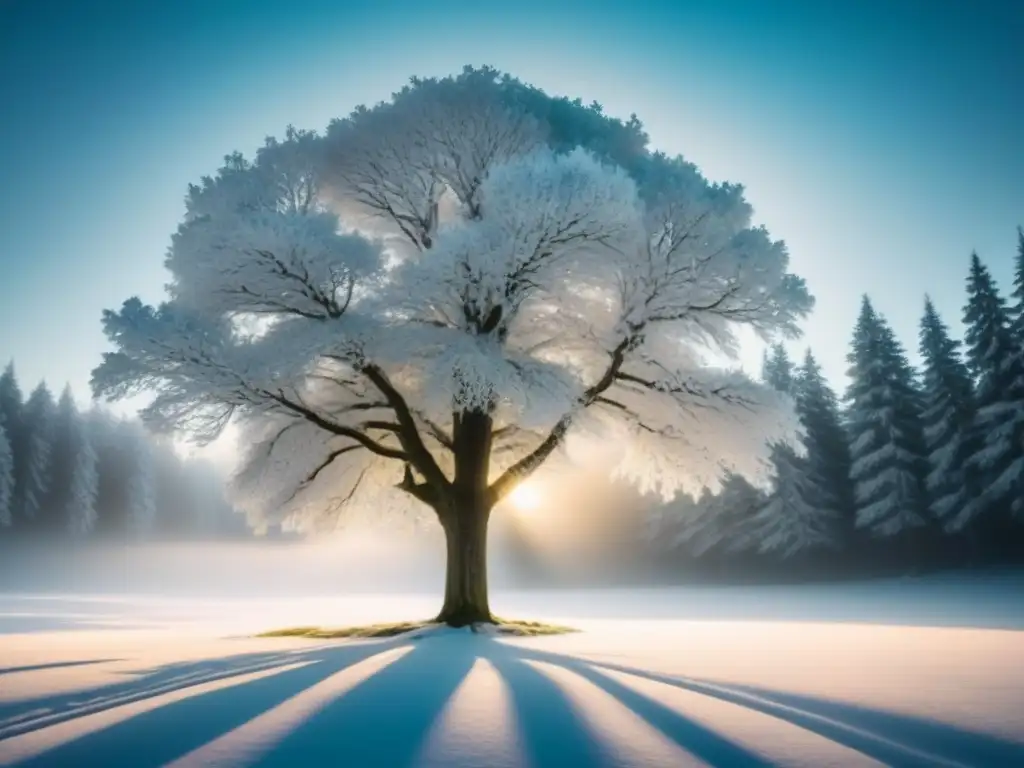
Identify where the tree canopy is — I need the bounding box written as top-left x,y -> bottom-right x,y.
93,66 -> 812,536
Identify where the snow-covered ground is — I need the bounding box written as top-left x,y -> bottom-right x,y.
1,573 -> 1022,766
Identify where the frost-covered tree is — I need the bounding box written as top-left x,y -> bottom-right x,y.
795,350 -> 855,539
918,297 -> 977,532
15,383 -> 54,524
761,343 -> 796,395
753,345 -> 842,556
962,252 -> 1024,525
0,364 -> 22,527
1007,226 -> 1024,339
673,471 -> 766,558
0,364 -> 21,443
120,422 -> 157,536
750,440 -> 836,558
0,417 -> 13,528
92,68 -> 812,624
66,427 -> 99,537
845,297 -> 929,539
46,387 -> 83,533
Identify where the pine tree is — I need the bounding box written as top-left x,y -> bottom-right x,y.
16,383 -> 55,524
66,426 -> 99,537
751,441 -> 835,558
918,297 -> 978,531
962,252 -> 1024,527
845,296 -> 929,539
682,471 -> 765,557
761,343 -> 796,395
0,418 -> 13,528
0,364 -> 21,442
44,387 -> 78,533
46,388 -> 99,536
123,423 -> 157,536
1007,227 -> 1024,338
795,350 -> 855,539
760,346 -> 844,555
0,364 -> 23,529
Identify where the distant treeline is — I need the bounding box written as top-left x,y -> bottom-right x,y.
642,230 -> 1024,581
0,365 -> 250,541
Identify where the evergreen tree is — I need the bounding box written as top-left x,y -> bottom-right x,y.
0,418 -> 12,528
66,428 -> 99,537
795,350 -> 855,539
761,343 -> 796,395
1007,226 -> 1024,338
962,252 -> 1024,526
49,389 -> 100,536
44,387 -> 79,533
16,383 -> 55,524
123,423 -> 157,536
681,471 -> 765,557
0,363 -> 21,443
758,346 -> 845,557
0,364 -> 23,529
918,297 -> 978,531
845,297 -> 929,539
752,441 -> 836,558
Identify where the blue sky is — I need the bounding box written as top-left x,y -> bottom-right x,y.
1,0 -> 1022,408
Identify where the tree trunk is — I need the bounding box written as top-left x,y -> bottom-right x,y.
436,502 -> 493,626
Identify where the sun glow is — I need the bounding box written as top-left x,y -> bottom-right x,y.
508,483 -> 543,513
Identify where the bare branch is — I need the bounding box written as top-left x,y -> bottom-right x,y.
279,444 -> 366,507
266,390 -> 408,461
361,364 -> 450,491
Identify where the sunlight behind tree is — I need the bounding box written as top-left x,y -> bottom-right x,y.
507,483 -> 543,514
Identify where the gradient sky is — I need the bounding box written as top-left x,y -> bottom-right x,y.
2,0 -> 1022,413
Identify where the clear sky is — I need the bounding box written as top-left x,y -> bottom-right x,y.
1,0 -> 1022,410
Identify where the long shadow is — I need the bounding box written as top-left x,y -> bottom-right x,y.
485,649 -> 610,768
527,648 -> 1024,768
550,656 -> 771,767
0,642 -> 378,739
712,680 -> 1024,768
257,635 -> 477,767
0,659 -> 122,676
0,616 -> 153,634
10,643 -> 397,768
7,633 -> 1022,768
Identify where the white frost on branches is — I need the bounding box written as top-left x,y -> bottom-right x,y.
93,73 -> 812,531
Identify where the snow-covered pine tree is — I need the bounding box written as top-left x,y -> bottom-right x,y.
751,440 -> 836,558
122,422 -> 157,536
0,417 -> 13,527
16,383 -> 55,524
1007,227 -> 1024,339
795,350 -> 855,540
679,470 -> 765,557
0,364 -> 22,529
962,252 -> 1024,529
918,297 -> 978,532
45,387 -> 78,533
761,343 -> 796,395
0,364 -> 21,445
53,391 -> 100,537
756,345 -> 842,557
845,297 -> 929,540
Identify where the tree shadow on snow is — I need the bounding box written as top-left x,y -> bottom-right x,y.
0,659 -> 123,676
4,634 -> 1022,768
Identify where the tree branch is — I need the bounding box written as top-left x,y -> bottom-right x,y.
266,390 -> 408,461
280,444 -> 366,507
361,365 -> 451,492
396,463 -> 441,507
489,335 -> 634,502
